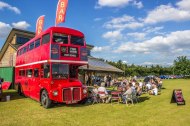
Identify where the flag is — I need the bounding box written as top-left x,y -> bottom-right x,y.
36,15 -> 45,36
55,0 -> 68,26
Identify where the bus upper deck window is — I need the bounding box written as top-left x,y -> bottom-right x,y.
53,33 -> 68,44
70,36 -> 84,46
42,34 -> 50,45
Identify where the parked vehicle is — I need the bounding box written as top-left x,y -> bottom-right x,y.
15,27 -> 88,108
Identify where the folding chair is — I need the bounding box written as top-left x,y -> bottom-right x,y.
111,91 -> 121,104
132,91 -> 139,103
126,94 -> 134,106
91,92 -> 99,105
98,91 -> 107,103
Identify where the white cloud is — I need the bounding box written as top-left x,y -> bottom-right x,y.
127,32 -> 146,40
104,15 -> 144,30
94,18 -> 102,22
96,0 -> 143,9
144,4 -> 190,24
133,1 -> 143,9
177,0 -> 190,11
97,0 -> 131,7
116,30 -> 190,55
102,30 -> 123,42
0,1 -> 21,14
92,46 -> 110,52
140,62 -> 173,66
0,22 -> 11,38
12,21 -> 30,29
0,21 -> 30,40
143,26 -> 164,33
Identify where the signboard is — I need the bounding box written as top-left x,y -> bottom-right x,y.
61,46 -> 78,57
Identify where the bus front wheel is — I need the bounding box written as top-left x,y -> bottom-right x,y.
18,84 -> 23,96
41,90 -> 52,109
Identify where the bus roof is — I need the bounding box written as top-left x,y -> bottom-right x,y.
45,27 -> 84,37
18,27 -> 84,50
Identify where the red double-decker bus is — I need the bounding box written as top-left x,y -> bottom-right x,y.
15,27 -> 88,108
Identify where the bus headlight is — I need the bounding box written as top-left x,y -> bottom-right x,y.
53,90 -> 58,96
83,89 -> 87,94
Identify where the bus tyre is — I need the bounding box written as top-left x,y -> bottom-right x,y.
41,90 -> 52,109
18,85 -> 23,96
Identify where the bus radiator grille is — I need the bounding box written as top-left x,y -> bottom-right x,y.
63,88 -> 72,102
73,88 -> 80,101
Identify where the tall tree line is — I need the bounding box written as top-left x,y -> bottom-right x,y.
99,56 -> 190,77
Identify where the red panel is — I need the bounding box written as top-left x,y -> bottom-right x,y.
2,82 -> 11,90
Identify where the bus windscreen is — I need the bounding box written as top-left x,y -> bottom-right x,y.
52,63 -> 69,79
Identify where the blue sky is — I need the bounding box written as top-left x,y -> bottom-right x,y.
0,0 -> 190,66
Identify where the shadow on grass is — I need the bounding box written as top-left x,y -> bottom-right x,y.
53,103 -> 92,108
1,90 -> 26,102
52,101 -> 92,108
139,96 -> 150,103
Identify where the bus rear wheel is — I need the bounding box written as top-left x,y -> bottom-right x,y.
41,90 -> 52,109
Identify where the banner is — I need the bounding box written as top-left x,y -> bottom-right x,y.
36,15 -> 45,36
55,0 -> 68,26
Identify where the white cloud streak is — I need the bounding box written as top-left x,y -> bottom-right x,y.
102,30 -> 123,42
127,32 -> 146,40
92,46 -> 110,52
104,15 -> 144,30
0,1 -> 21,14
12,21 -> 30,29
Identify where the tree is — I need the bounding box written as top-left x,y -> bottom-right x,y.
173,56 -> 190,75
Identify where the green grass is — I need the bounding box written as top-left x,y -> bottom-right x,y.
0,79 -> 190,126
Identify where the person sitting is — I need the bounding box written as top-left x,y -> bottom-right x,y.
135,83 -> 142,96
149,85 -> 158,96
146,81 -> 152,91
92,84 -> 99,95
158,79 -> 163,90
98,82 -> 108,103
122,83 -> 132,103
91,84 -> 99,104
138,80 -> 143,89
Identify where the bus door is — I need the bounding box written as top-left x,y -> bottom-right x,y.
25,69 -> 33,97
39,64 -> 50,92
30,68 -> 40,100
69,65 -> 78,79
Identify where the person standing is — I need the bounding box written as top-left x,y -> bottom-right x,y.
85,73 -> 89,85
107,75 -> 112,87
